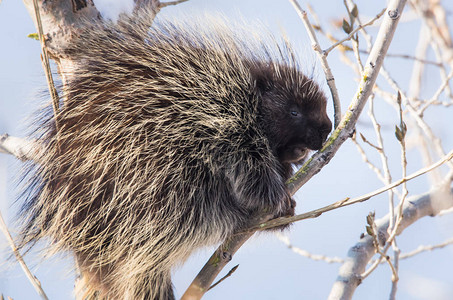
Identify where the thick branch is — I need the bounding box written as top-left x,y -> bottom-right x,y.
182,0 -> 408,298
21,0 -> 160,82
181,213 -> 272,300
0,134 -> 40,161
288,0 -> 407,193
327,182 -> 453,300
22,0 -> 101,61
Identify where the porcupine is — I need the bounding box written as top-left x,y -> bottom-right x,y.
18,12 -> 332,300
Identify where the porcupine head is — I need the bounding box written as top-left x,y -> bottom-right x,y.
17,11 -> 332,300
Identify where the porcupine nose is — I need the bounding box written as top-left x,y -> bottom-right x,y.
305,121 -> 332,150
306,132 -> 323,150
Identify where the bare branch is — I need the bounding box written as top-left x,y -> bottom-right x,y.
0,134 -> 40,161
384,52 -> 441,66
328,181 -> 453,300
288,0 -> 408,194
159,0 -> 189,8
379,67 -> 453,171
351,133 -> 386,181
0,211 -> 48,299
277,233 -> 344,263
289,0 -> 342,128
22,0 -> 100,61
358,132 -> 382,151
31,0 -> 60,126
324,8 -> 386,55
417,69 -> 453,115
399,237 -> 453,259
278,234 -> 453,265
181,222 -> 266,300
248,149 -> 452,231
207,265 -> 239,292
387,93 -> 409,299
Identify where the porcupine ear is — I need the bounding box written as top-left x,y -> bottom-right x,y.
254,74 -> 269,94
250,63 -> 274,97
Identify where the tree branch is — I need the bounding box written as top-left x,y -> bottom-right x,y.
327,179 -> 453,300
289,0 -> 342,129
0,210 -> 48,300
246,149 -> 452,231
22,0 -> 100,60
0,134 -> 40,161
182,0 -> 408,298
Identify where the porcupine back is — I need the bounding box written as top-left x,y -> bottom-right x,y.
18,13 -> 330,300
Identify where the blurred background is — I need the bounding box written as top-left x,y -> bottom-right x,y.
1,0 -> 452,299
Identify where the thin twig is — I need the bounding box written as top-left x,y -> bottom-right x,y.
279,234 -> 453,265
429,39 -> 453,98
410,0 -> 453,76
369,236 -> 453,265
359,132 -> 383,151
159,0 -> 189,8
387,252 -> 398,279
382,51 -> 441,66
277,234 -> 344,263
207,265 -> 239,292
351,134 -> 386,181
324,8 -> 386,55
32,0 -> 60,129
289,0 -> 342,129
417,69 -> 453,115
368,96 -> 399,213
343,0 -> 365,72
388,93 -> 409,298
371,236 -> 398,283
0,211 -> 49,300
402,237 -> 453,259
379,67 -> 453,171
248,149 -> 453,231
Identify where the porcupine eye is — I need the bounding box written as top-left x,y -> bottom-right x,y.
290,107 -> 302,118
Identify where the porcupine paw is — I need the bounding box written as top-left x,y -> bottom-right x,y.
265,194 -> 295,231
279,195 -> 296,217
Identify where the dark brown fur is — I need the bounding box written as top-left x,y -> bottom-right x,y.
19,15 -> 331,299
